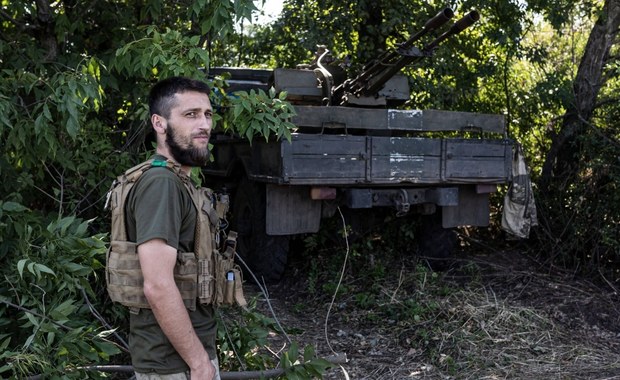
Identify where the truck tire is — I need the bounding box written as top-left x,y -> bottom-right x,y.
232,178 -> 289,283
417,213 -> 457,271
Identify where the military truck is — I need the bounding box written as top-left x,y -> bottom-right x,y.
204,8 -> 514,281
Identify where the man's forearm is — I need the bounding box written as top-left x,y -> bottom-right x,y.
138,239 -> 213,375
145,281 -> 210,366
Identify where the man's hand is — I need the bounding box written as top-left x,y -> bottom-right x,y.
189,354 -> 216,379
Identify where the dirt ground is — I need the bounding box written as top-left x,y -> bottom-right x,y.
251,243 -> 620,380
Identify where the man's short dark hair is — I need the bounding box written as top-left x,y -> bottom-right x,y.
148,77 -> 211,118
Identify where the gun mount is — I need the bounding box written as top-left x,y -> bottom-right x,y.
271,7 -> 480,107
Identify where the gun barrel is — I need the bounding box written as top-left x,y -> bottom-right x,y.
423,10 -> 480,51
401,8 -> 454,49
352,8 -> 454,86
451,10 -> 480,33
425,7 -> 455,30
333,8 -> 480,105
342,8 -> 455,100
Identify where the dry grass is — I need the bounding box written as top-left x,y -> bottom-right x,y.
259,248 -> 620,380
430,287 -> 620,379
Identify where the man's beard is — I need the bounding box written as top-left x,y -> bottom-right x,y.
165,124 -> 210,167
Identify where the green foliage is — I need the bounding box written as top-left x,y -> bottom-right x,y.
280,343 -> 333,380
297,211 -> 446,320
502,3 -> 620,280
527,0 -> 601,29
292,213 -> 465,374
0,57 -> 123,218
246,0 -> 452,69
217,299 -> 278,370
225,88 -> 296,143
0,212 -> 119,378
0,0 -> 296,376
111,27 -> 211,79
534,118 -> 620,280
217,300 -> 332,379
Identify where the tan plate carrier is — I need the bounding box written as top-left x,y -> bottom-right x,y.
105,158 -> 246,313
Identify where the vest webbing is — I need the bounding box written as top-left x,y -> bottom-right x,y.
105,158 -> 246,312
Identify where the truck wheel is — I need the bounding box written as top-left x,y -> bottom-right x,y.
232,178 -> 289,283
417,213 -> 457,271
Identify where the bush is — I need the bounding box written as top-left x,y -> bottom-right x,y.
534,127 -> 620,282
0,207 -> 121,378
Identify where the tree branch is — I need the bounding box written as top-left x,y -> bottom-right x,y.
577,112 -> 620,149
25,354 -> 348,380
0,8 -> 34,30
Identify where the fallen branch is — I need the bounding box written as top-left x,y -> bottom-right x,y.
26,353 -> 348,380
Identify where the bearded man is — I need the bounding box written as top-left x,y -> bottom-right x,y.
117,76 -> 219,380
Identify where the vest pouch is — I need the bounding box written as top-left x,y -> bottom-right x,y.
198,257 -> 215,305
175,252 -> 198,311
106,240 -> 199,311
106,240 -> 150,309
213,252 -> 246,307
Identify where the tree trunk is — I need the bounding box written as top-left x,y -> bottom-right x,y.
540,0 -> 620,190
35,0 -> 58,61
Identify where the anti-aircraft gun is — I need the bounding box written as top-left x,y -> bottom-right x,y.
204,9 -> 515,282
330,8 -> 479,106
274,7 -> 480,108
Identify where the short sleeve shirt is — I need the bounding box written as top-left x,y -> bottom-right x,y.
124,155 -> 217,374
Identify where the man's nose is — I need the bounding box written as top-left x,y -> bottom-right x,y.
199,114 -> 212,132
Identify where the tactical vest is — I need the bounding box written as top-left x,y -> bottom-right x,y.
105,158 -> 246,312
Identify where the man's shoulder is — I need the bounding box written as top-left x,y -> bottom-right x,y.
123,156 -> 190,201
127,160 -> 183,194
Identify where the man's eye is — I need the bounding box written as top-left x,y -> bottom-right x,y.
186,112 -> 196,117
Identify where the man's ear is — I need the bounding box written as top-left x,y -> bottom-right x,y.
151,114 -> 167,134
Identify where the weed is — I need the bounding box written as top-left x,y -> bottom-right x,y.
354,292 -> 376,309
217,299 -> 330,378
292,303 -> 307,314
307,260 -> 319,295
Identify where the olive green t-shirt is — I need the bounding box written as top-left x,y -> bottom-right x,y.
124,155 -> 217,374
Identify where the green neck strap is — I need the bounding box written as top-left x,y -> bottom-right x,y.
151,159 -> 168,167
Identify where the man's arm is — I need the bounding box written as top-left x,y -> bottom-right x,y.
138,239 -> 215,379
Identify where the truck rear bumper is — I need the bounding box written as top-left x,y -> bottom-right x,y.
265,183 -> 494,235
345,187 -> 458,210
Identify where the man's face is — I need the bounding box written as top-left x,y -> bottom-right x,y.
163,91 -> 213,167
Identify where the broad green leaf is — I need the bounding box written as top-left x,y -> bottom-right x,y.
93,339 -> 122,358
289,342 -> 299,360
51,299 -> 76,319
47,331 -> 55,346
0,336 -> 10,352
303,345 -> 316,361
75,220 -> 89,237
242,99 -> 251,112
233,104 -> 243,119
17,259 -> 27,278
34,263 -> 56,277
2,202 -> 27,212
24,312 -> 39,328
59,216 -> 76,234
22,333 -> 35,349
